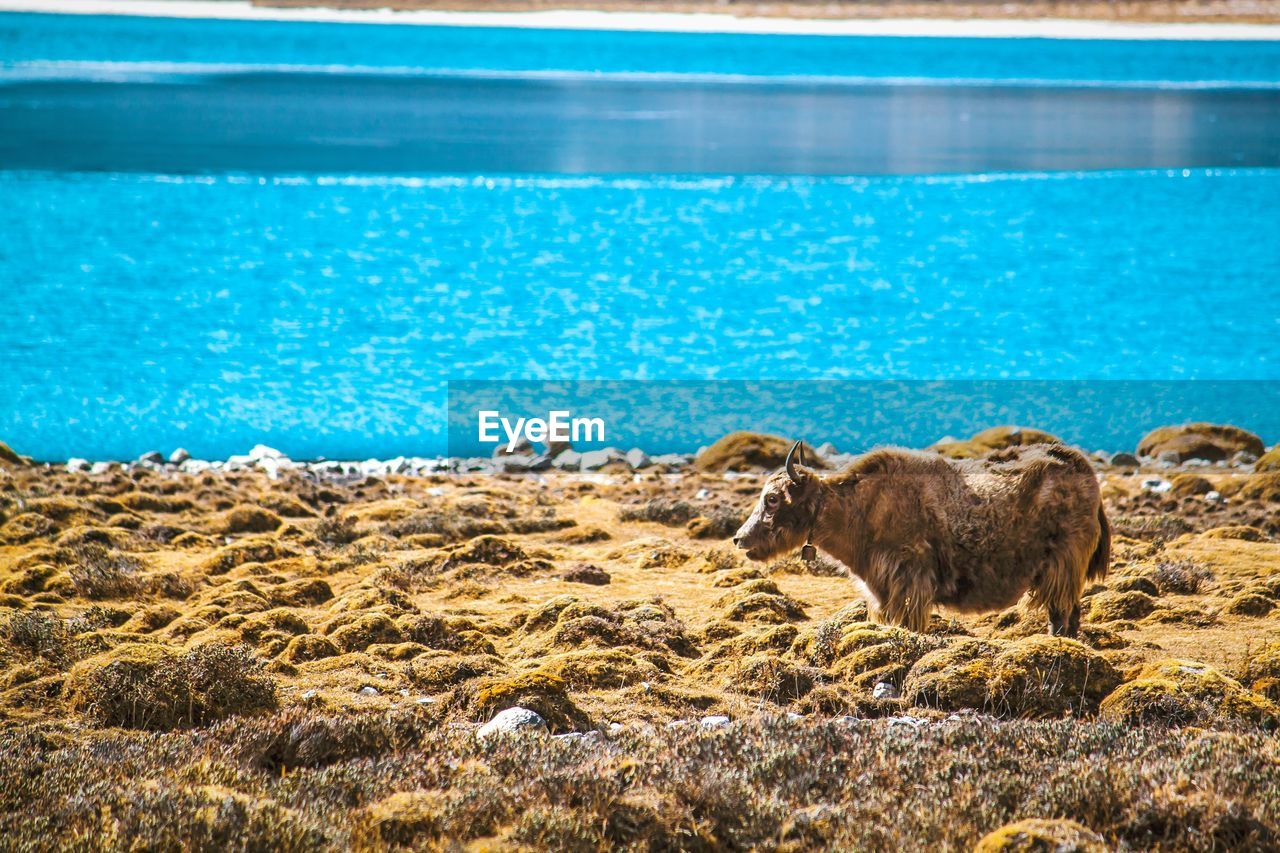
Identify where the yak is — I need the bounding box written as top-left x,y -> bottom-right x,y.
733,441 -> 1109,637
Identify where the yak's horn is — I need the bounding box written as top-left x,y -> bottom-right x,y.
785,440 -> 804,483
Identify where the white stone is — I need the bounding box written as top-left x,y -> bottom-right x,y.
358,686 -> 379,696
90,461 -> 113,475
168,448 -> 191,464
579,448 -> 623,470
625,448 -> 652,469
555,448 -> 586,468
66,458 -> 90,472
699,715 -> 731,729
872,681 -> 900,700
249,444 -> 286,461
1141,478 -> 1172,493
1205,490 -> 1224,503
476,707 -> 548,740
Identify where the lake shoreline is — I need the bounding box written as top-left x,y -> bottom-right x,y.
4,0 -> 1280,38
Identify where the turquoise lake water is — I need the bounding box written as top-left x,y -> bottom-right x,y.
1,13 -> 1278,459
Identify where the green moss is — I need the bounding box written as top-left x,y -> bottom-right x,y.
1100,660 -> 1280,729
974,818 -> 1106,852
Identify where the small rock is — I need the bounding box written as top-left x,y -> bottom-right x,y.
699,715 -> 731,729
625,447 -> 651,469
90,461 -> 113,475
579,448 -> 623,470
476,707 -> 547,740
1109,452 -> 1140,468
300,689 -> 319,700
415,697 -> 436,706
1157,450 -> 1182,465
785,712 -> 805,722
553,449 -> 582,470
695,488 -> 711,500
358,686 -> 379,696
137,451 -> 164,465
872,681 -> 900,700
249,444 -> 286,462
168,448 -> 191,464
607,722 -> 624,735
1141,478 -> 1172,493
66,458 -> 90,472
1205,490 -> 1224,503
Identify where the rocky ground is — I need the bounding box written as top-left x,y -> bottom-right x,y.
2,423 -> 1280,850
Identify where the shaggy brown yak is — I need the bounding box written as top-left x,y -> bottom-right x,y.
733,441 -> 1109,637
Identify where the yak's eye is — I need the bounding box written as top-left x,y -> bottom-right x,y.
765,493 -> 780,508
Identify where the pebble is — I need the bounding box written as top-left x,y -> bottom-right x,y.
66,458 -> 90,472
137,451 -> 164,465
358,686 -> 379,696
477,707 -> 547,740
699,715 -> 731,729
553,449 -> 582,470
168,447 -> 191,464
1141,477 -> 1173,493
300,689 -> 319,700
415,697 -> 436,706
1205,490 -> 1225,503
607,722 -> 624,735
1108,452 -> 1139,468
887,715 -> 926,728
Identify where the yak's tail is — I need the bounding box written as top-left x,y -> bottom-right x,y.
1087,504 -> 1110,581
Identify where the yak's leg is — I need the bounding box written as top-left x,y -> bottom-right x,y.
1048,606 -> 1070,637
1046,603 -> 1082,638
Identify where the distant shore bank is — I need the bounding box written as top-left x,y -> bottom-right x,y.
4,0 -> 1280,37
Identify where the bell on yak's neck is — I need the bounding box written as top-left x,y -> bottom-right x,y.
801,543 -> 817,563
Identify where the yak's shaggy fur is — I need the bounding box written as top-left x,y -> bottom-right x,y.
735,445 -> 1109,636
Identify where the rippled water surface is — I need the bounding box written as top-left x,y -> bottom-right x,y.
2,169 -> 1277,459
1,13 -> 1278,460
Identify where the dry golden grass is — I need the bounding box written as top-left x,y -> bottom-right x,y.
3,454 -> 1280,848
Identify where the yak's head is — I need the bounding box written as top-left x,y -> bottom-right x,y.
734,440 -> 823,561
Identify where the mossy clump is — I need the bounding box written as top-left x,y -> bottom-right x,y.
974,818 -> 1107,852
329,614 -> 403,652
715,580 -> 807,624
1256,447 -> 1280,472
1224,593 -> 1275,617
903,640 -> 999,712
1088,590 -> 1158,622
537,649 -> 665,690
215,505 -> 283,535
694,432 -> 822,473
931,426 -> 1061,460
65,642 -> 276,730
1,513 -> 57,545
525,596 -> 698,658
280,634 -> 340,665
1200,525 -> 1268,542
270,578 -> 333,607
985,636 -> 1120,718
471,671 -> 588,733
397,614 -> 496,656
1099,660 -> 1280,730
1137,423 -> 1265,463
405,652 -> 506,692
618,498 -> 696,526
1169,473 -> 1214,497
827,623 -> 949,689
1239,472 -> 1280,503
117,492 -> 194,514
67,543 -> 144,600
203,539 -> 299,575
